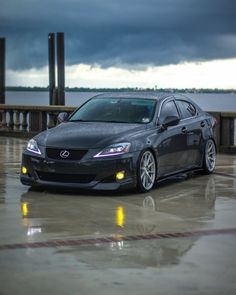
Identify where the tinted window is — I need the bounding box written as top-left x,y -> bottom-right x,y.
159,100 -> 179,123
69,97 -> 156,124
176,100 -> 196,119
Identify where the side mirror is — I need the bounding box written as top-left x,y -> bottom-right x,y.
162,116 -> 180,129
57,112 -> 68,123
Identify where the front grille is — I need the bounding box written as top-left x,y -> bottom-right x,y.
46,148 -> 87,161
37,171 -> 95,183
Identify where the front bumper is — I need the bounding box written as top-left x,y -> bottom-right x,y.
20,151 -> 139,190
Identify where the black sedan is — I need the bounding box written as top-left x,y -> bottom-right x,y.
20,93 -> 217,192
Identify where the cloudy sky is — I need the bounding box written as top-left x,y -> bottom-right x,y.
1,0 -> 236,88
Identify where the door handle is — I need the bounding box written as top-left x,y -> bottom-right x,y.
181,127 -> 187,134
201,121 -> 205,128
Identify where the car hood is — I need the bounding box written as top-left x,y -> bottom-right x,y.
35,121 -> 147,149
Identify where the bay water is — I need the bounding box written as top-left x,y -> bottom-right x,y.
5,91 -> 236,112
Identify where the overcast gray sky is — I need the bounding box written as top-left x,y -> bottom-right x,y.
1,0 -> 236,71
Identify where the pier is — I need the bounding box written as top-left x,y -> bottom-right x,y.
0,104 -> 235,153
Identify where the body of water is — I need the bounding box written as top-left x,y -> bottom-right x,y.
5,91 -> 236,112
5,91 -> 100,108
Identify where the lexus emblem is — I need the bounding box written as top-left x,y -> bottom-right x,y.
60,150 -> 70,158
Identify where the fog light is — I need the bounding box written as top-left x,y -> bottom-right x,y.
116,171 -> 125,181
21,166 -> 27,174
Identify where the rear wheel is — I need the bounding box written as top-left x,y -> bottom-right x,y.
202,139 -> 216,174
137,150 -> 157,192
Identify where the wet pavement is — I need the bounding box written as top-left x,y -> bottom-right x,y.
0,136 -> 236,295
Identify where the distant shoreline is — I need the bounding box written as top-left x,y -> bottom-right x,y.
6,86 -> 236,94
5,90 -> 236,112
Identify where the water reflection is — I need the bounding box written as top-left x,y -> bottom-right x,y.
135,175 -> 217,235
116,206 -> 125,228
20,175 -> 217,237
20,175 -> 218,268
21,202 -> 29,218
0,138 -> 8,203
20,201 -> 43,238
0,137 -> 27,204
27,227 -> 42,236
144,175 -> 216,212
142,196 -> 156,211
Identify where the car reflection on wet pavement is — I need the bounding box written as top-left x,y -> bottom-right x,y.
0,137 -> 236,295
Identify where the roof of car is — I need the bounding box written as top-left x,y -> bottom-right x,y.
93,92 -> 173,101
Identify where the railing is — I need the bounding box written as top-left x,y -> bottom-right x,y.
0,105 -> 75,137
0,105 -> 235,153
216,112 -> 236,153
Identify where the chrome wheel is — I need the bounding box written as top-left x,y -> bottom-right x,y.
205,139 -> 216,173
139,150 -> 156,192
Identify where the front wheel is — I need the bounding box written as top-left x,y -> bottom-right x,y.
137,150 -> 157,193
202,139 -> 216,174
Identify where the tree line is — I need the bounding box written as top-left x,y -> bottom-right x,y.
6,86 -> 236,94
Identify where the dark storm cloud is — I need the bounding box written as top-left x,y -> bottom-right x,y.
1,0 -> 236,70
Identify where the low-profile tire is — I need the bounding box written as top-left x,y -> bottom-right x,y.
137,149 -> 157,193
202,139 -> 216,174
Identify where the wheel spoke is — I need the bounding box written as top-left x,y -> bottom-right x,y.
141,171 -> 145,180
139,151 -> 156,191
144,175 -> 148,188
148,162 -> 154,169
145,154 -> 150,166
147,173 -> 153,182
205,140 -> 216,172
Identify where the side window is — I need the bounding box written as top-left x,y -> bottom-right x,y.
159,100 -> 179,123
176,100 -> 196,119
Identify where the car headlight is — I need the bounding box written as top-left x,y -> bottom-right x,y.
27,139 -> 42,155
94,143 -> 131,158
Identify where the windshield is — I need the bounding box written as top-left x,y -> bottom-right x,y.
69,97 -> 156,124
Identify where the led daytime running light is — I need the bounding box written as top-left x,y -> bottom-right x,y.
27,139 -> 42,155
94,143 -> 131,158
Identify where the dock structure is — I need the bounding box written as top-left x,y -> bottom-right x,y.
0,38 -> 5,104
0,105 -> 235,153
48,32 -> 65,105
57,32 -> 65,106
48,33 -> 56,105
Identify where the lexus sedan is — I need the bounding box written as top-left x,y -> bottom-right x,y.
20,93 -> 217,192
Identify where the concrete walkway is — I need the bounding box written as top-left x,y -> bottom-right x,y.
0,137 -> 236,295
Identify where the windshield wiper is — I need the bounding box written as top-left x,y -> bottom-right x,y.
100,120 -> 129,123
69,119 -> 90,122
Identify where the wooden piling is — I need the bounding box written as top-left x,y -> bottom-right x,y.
57,32 -> 65,105
0,38 -> 5,104
48,33 -> 56,105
